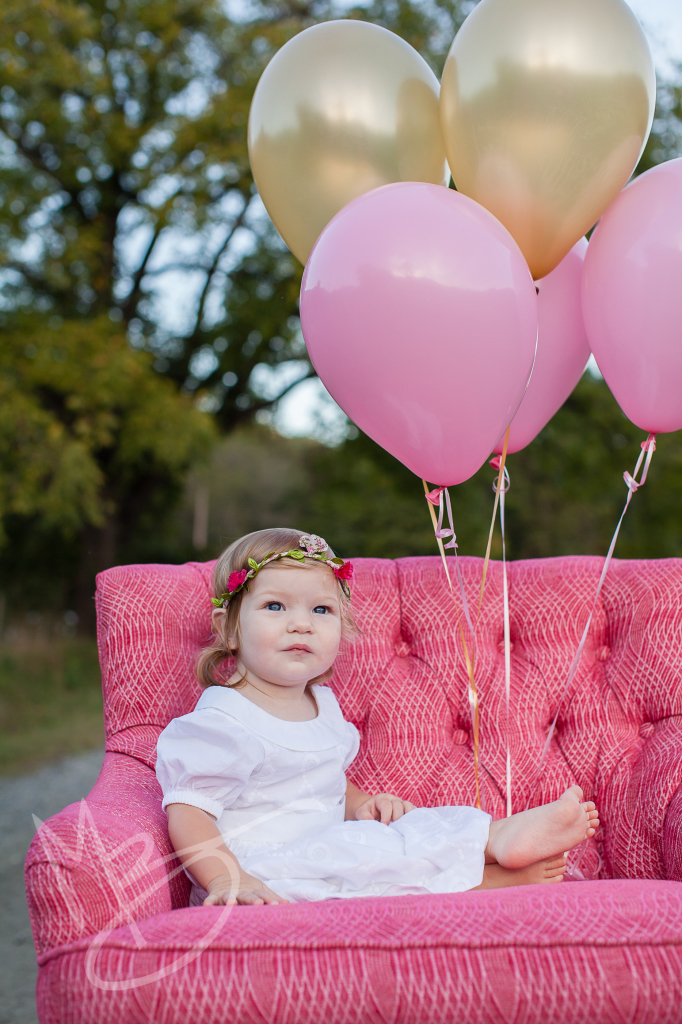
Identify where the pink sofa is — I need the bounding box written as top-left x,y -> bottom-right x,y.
25,556 -> 682,1023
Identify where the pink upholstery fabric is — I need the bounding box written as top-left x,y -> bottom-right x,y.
33,882 -> 682,1024
26,555 -> 682,1023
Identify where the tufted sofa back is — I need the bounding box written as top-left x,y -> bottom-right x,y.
97,555 -> 682,882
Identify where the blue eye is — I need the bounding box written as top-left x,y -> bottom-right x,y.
266,602 -> 283,611
313,605 -> 329,614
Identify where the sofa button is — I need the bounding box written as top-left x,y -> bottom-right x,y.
596,646 -> 611,662
497,639 -> 514,652
394,640 -> 411,658
639,721 -> 655,739
452,730 -> 469,745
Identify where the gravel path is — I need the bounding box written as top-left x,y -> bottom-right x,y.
0,749 -> 105,1024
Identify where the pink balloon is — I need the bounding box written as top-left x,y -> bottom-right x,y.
494,239 -> 590,455
582,158 -> 682,434
300,182 -> 538,486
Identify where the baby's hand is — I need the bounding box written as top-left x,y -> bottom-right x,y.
203,870 -> 290,907
355,792 -> 416,824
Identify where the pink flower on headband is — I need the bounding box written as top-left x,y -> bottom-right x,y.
300,533 -> 327,556
228,569 -> 249,592
333,561 -> 353,581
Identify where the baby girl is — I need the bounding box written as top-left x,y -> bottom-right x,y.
156,528 -> 599,906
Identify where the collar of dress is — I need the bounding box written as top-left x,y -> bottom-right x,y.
195,683 -> 345,751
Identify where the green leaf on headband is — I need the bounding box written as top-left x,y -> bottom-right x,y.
211,597 -> 223,607
248,558 -> 259,569
288,549 -> 305,560
331,557 -> 344,564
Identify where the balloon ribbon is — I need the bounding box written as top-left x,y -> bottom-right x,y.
422,426 -> 512,813
422,480 -> 481,809
489,454 -> 512,817
525,434 -> 657,809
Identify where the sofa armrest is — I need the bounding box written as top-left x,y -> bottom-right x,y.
663,780 -> 682,881
603,717 -> 682,879
24,752 -> 189,957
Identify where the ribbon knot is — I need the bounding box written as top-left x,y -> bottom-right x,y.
624,433 -> 657,495
425,486 -> 458,549
425,486 -> 445,506
489,457 -> 510,495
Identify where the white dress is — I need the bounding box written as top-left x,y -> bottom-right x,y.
156,683 -> 491,903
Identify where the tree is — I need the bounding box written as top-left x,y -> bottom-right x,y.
2,0 -> 682,619
0,0 -> 470,419
182,373 -> 682,568
3,0 -> 677,448
0,314 -> 214,623
0,0 -> 469,616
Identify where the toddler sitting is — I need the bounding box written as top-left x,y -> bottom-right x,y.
156,528 -> 599,905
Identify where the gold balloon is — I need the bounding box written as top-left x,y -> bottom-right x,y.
440,0 -> 655,279
248,20 -> 448,265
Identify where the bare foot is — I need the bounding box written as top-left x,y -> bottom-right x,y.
473,855 -> 568,890
486,786 -> 599,870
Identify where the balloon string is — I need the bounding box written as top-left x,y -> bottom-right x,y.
489,457 -> 512,817
422,425 -> 512,814
501,479 -> 512,817
423,480 -> 482,811
479,427 -> 511,621
524,434 -> 657,810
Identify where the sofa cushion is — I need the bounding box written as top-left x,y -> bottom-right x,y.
35,880 -> 682,1024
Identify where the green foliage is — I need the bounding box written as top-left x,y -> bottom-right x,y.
0,0 -> 302,430
1,0 -> 682,624
186,374 -> 682,565
0,0 -> 472,432
0,0 -> 225,614
321,377 -> 682,562
0,313 -> 213,623
0,314 -> 213,536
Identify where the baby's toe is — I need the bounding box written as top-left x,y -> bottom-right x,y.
582,801 -> 596,812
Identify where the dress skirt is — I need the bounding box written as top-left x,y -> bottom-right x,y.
189,805 -> 492,904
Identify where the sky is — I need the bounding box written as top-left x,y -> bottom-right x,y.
274,0 -> 682,443
626,0 -> 682,74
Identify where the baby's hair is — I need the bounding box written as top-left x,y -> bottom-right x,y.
197,527 -> 357,689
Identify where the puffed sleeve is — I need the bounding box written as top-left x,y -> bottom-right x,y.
156,708 -> 265,819
342,721 -> 361,771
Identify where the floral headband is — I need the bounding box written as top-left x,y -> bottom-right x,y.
211,534 -> 353,608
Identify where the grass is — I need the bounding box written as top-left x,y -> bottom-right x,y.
0,625 -> 104,776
